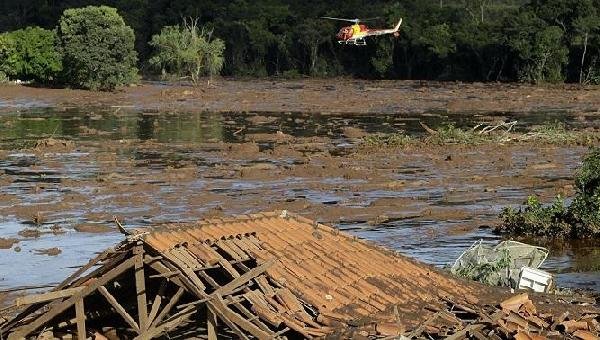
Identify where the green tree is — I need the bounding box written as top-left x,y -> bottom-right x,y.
149,18 -> 225,85
505,11 -> 568,83
296,18 -> 332,76
57,5 -> 138,91
0,33 -> 18,81
4,27 -> 62,82
418,23 -> 456,58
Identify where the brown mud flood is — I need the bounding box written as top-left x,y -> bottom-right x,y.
1,90 -> 600,294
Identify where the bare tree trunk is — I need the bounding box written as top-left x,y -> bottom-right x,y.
580,32 -> 589,84
310,44 -> 318,75
480,3 -> 484,23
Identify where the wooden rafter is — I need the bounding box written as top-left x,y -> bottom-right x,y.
8,256 -> 136,339
75,299 -> 86,340
134,245 -> 149,331
97,286 -> 140,333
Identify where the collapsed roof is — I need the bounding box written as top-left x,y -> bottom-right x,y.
1,211 -> 598,339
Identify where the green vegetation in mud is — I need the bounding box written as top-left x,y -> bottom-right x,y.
497,148 -> 600,239
360,121 -> 600,148
0,6 -> 138,90
149,18 -> 225,85
0,27 -> 62,83
454,249 -> 512,286
362,133 -> 414,148
57,6 -> 138,91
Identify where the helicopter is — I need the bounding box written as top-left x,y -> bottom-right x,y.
322,17 -> 403,46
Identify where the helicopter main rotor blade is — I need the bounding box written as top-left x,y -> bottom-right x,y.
321,16 -> 360,23
358,17 -> 382,22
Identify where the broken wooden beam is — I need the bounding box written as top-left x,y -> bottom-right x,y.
15,287 -> 85,307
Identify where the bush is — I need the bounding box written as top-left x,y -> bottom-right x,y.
57,6 -> 137,91
0,33 -> 18,79
497,148 -> 600,238
149,18 -> 225,85
0,27 -> 62,83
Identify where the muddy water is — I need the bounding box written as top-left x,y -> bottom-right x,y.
0,108 -> 599,291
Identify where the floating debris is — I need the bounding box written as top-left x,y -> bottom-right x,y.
451,240 -> 552,291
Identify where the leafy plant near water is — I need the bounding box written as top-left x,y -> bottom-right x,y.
57,6 -> 138,91
0,27 -> 62,83
426,124 -> 487,144
362,133 -> 413,148
361,121 -> 600,148
497,148 -> 600,238
454,249 -> 512,286
149,18 -> 225,85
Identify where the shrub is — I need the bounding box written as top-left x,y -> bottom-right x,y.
498,195 -> 573,237
362,133 -> 413,148
0,33 -> 18,79
497,148 -> 600,238
57,6 -> 137,91
149,18 -> 225,85
1,27 -> 62,83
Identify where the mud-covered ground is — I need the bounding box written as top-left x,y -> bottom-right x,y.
0,81 -> 600,296
2,79 -> 600,115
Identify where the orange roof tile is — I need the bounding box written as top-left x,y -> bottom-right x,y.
140,211 -> 493,326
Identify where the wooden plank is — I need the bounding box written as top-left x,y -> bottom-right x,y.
144,259 -> 185,289
147,281 -> 167,327
8,257 -> 137,339
230,299 -> 272,333
135,306 -> 197,340
150,287 -> 185,329
163,250 -> 207,291
254,275 -> 275,297
16,287 -> 85,306
215,240 -> 243,261
207,306 -> 218,340
207,303 -> 250,340
134,246 -> 149,331
57,249 -> 114,290
75,298 -> 86,340
212,260 -> 274,297
197,270 -> 221,290
98,286 -> 140,333
208,296 -> 273,339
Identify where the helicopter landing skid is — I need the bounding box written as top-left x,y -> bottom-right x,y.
338,38 -> 367,46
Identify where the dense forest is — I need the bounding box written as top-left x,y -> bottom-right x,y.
1,0 -> 600,83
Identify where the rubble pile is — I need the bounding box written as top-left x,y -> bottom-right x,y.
0,211 -> 598,339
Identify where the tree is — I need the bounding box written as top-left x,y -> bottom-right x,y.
57,5 -> 138,91
149,18 -> 225,85
296,18 -> 332,76
505,11 -> 568,83
4,27 -> 62,82
0,32 -> 18,81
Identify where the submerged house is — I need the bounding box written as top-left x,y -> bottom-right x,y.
1,211 -> 598,339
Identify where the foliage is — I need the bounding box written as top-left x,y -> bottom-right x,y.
504,11 -> 568,83
0,27 -> 62,82
1,0 -> 600,82
149,19 -> 225,84
497,148 -> 600,238
57,6 -> 137,91
454,249 -> 512,286
0,33 -> 18,79
426,124 -> 486,144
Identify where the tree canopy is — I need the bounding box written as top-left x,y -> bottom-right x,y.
1,0 -> 600,83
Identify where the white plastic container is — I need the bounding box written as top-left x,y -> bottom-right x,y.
518,267 -> 554,293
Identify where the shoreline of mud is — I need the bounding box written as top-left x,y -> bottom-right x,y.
2,79 -> 600,115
